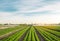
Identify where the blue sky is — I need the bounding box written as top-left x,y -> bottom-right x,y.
0,0 -> 60,24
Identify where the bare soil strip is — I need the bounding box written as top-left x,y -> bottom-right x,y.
18,27 -> 31,41
34,27 -> 45,41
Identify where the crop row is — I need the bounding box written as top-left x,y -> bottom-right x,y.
35,26 -> 60,41
23,26 -> 40,41
0,25 -> 60,41
0,25 -> 28,36
0,26 -> 29,41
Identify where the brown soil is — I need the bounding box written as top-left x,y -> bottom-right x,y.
34,27 -> 45,41
18,27 -> 31,41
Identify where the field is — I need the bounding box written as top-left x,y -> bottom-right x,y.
0,24 -> 60,41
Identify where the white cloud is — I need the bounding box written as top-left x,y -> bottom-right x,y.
0,0 -> 60,24
0,12 -> 13,18
0,12 -> 60,24
0,15 -> 27,24
19,2 -> 60,13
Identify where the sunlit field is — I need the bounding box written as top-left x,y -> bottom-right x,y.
0,24 -> 60,41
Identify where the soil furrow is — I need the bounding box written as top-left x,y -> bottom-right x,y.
34,27 -> 45,41
18,27 -> 31,41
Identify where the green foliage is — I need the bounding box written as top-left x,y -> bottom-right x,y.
0,25 -> 60,41
35,26 -> 60,41
23,26 -> 40,41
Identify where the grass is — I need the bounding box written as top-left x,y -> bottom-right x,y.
43,26 -> 60,31
0,25 -> 60,41
35,26 -> 60,41
0,26 -> 29,41
0,25 -> 29,36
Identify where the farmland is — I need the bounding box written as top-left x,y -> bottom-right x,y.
0,24 -> 60,41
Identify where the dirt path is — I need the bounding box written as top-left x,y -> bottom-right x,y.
18,27 -> 31,41
34,27 -> 45,41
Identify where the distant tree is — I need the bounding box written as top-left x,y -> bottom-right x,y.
4,23 -> 8,25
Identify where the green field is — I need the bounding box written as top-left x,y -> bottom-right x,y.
0,24 -> 60,41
